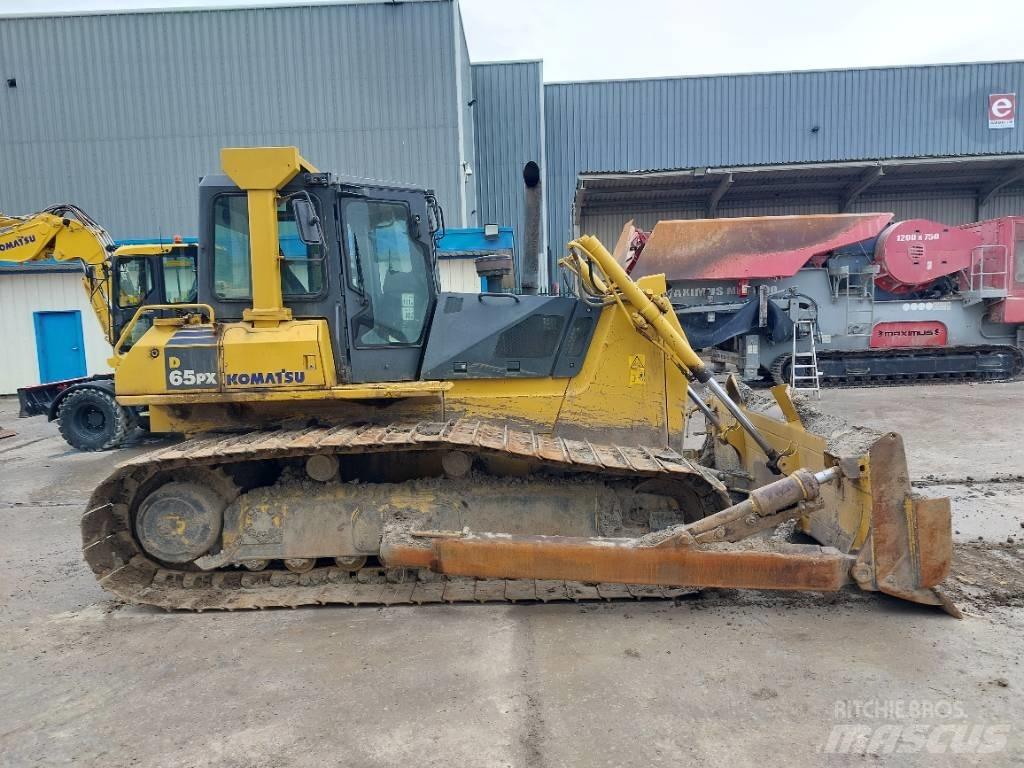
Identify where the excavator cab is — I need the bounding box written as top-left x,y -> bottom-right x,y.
110,246 -> 198,347
4,204 -> 200,439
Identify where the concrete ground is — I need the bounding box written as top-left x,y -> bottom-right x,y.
1,384 -> 1022,768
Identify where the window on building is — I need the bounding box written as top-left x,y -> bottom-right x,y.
212,195 -> 325,300
343,199 -> 431,346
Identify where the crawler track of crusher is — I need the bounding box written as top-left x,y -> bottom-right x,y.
769,345 -> 1023,388
82,420 -> 732,611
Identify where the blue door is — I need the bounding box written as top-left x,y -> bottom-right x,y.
33,310 -> 87,383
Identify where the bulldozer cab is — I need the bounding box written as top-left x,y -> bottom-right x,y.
196,148 -> 588,387
198,170 -> 440,383
193,147 -> 598,389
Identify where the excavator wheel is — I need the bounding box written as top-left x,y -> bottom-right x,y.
57,388 -> 131,451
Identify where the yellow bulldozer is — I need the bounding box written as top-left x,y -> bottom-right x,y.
79,147 -> 957,615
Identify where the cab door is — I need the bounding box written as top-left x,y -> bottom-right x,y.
338,192 -> 437,382
111,255 -> 160,346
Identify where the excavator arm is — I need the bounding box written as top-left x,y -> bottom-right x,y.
0,205 -> 117,343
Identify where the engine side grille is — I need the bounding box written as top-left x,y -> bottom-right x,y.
495,314 -> 565,358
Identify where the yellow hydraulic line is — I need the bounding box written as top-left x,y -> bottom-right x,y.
570,235 -> 705,372
569,234 -> 784,473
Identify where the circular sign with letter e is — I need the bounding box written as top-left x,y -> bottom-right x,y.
989,93 -> 1016,129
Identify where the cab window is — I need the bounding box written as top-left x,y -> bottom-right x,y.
117,258 -> 153,308
163,251 -> 197,303
343,199 -> 431,346
212,195 -> 325,300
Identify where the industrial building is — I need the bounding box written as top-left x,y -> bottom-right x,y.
1,0 -> 1023,392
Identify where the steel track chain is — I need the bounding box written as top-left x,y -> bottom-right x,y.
82,419 -> 729,610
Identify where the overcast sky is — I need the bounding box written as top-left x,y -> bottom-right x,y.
1,0 -> 1021,81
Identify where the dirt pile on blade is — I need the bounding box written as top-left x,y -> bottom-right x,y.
736,383 -> 882,457
792,399 -> 883,457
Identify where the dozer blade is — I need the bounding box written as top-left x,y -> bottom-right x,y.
381,431 -> 959,616
850,432 -> 958,616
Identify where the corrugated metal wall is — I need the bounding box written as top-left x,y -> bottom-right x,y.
0,0 -> 469,238
3,3 -> 1022,294
847,194 -> 979,223
454,5 -> 477,227
545,62 -> 1024,262
471,61 -> 546,262
982,192 -> 1024,219
0,272 -> 111,393
580,192 -> 1024,248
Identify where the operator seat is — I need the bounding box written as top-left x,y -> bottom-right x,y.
378,268 -> 427,343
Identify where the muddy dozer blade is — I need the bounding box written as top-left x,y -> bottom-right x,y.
382,429 -> 958,617
848,432 -> 958,616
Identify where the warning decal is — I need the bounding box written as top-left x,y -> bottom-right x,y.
629,354 -> 646,385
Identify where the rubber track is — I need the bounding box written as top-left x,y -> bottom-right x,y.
81,419 -> 729,611
769,345 -> 1023,389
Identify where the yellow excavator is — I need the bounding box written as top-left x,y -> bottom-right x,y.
0,205 -> 197,447
81,146 -> 957,615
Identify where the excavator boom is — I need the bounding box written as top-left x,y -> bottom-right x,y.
0,205 -> 117,343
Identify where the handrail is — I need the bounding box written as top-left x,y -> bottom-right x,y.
477,292 -> 520,303
112,303 -> 215,357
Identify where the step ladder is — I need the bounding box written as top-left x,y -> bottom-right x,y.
790,317 -> 821,397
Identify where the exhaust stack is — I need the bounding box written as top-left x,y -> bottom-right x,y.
521,161 -> 542,294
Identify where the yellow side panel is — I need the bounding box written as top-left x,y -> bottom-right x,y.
555,303 -> 673,445
221,320 -> 336,390
113,325 -> 181,395
116,319 -> 337,397
445,377 -> 568,429
665,362 -> 687,439
445,302 -> 681,446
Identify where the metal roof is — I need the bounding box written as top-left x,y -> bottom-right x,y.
546,59 -> 1024,87
574,155 -> 1024,217
544,59 -> 1024,260
0,0 -> 440,21
436,226 -> 514,258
